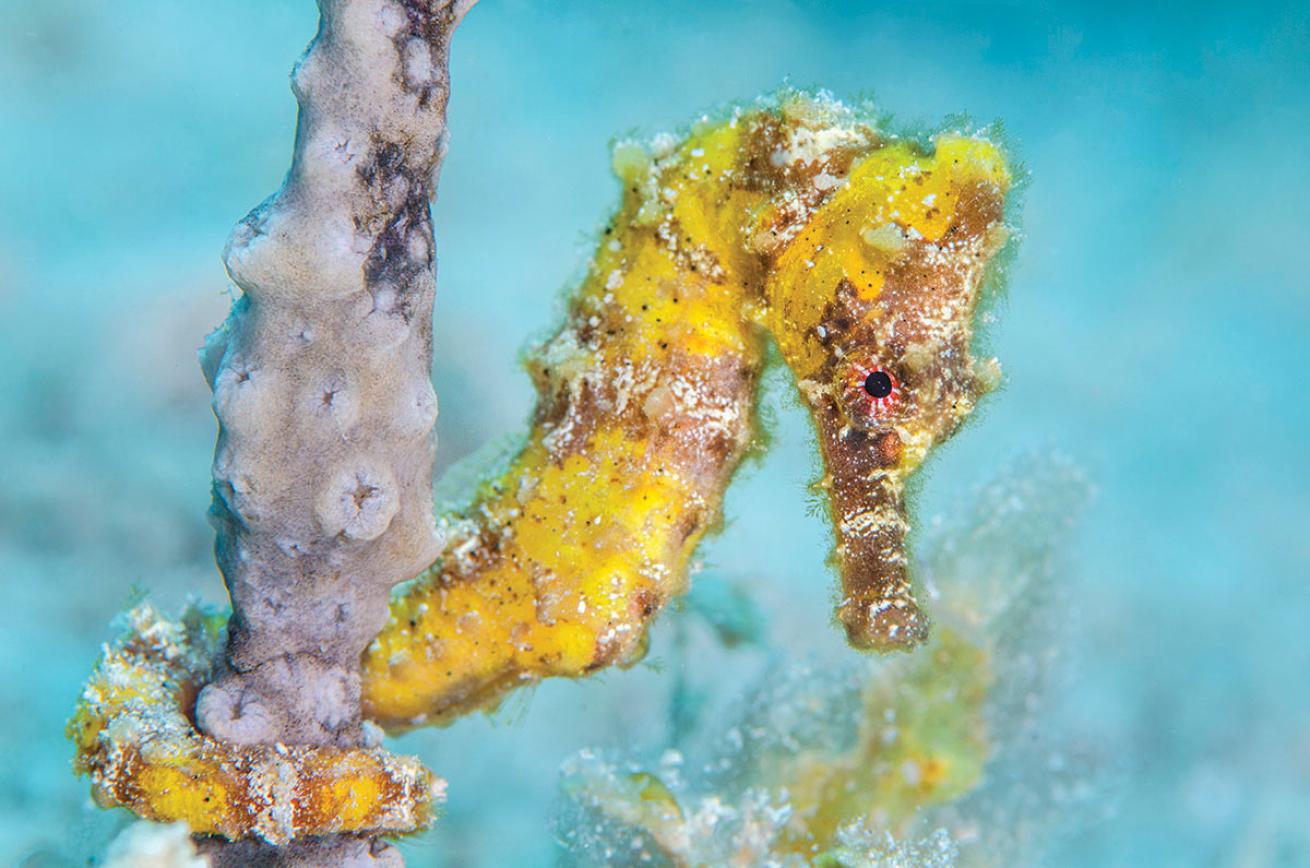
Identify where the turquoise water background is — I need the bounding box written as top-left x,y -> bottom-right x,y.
2,1 -> 1308,865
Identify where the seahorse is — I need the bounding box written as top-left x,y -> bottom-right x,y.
361,93 -> 1012,728
69,94 -> 1013,839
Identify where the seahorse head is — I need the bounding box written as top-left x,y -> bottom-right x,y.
605,97 -> 1013,651
746,97 -> 1014,651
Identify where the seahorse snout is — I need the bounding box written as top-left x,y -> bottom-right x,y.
828,472 -> 928,653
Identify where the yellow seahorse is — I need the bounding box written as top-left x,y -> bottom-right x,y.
362,94 -> 1012,728
69,94 -> 1012,839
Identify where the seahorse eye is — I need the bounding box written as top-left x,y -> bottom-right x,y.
844,362 -> 901,425
863,370 -> 893,399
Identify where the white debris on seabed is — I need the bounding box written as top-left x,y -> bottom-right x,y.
828,824 -> 959,868
556,747 -> 961,867
103,821 -> 207,868
556,749 -> 795,867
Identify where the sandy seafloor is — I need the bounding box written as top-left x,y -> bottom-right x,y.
1,1 -> 1308,865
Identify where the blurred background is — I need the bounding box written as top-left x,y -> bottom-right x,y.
1,1 -> 1307,865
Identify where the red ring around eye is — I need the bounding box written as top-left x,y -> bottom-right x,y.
844,362 -> 900,423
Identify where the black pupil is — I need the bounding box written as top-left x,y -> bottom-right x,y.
863,370 -> 893,399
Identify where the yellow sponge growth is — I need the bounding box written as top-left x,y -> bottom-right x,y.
68,606 -> 439,844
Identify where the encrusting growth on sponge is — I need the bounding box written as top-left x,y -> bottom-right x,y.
68,606 -> 440,845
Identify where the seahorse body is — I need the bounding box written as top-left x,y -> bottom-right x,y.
362,95 -> 1012,727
